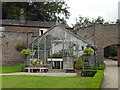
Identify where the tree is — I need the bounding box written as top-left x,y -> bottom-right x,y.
73,16 -> 95,29
72,16 -> 112,29
95,16 -> 104,23
2,2 -> 70,26
104,45 -> 117,58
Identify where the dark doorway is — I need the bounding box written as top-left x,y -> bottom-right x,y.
52,61 -> 63,69
52,61 -> 60,69
104,44 -> 117,60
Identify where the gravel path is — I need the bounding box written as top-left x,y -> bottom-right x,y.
0,72 -> 76,77
101,59 -> 119,88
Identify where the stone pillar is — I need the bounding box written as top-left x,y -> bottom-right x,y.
117,44 -> 120,67
96,47 -> 104,63
94,23 -> 104,63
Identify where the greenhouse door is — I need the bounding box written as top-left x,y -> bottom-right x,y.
52,61 -> 60,69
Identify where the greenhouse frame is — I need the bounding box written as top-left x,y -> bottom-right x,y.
27,25 -> 90,70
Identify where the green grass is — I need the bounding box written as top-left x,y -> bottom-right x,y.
2,75 -> 92,88
108,56 -> 117,60
1,70 -> 104,88
1,66 -> 104,88
0,66 -> 22,73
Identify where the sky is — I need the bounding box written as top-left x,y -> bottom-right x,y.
65,0 -> 120,27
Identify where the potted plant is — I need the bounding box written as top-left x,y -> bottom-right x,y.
15,41 -> 27,52
20,49 -> 32,65
82,45 -> 94,68
75,57 -> 84,76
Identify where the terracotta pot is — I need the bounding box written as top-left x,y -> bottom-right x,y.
75,69 -> 83,76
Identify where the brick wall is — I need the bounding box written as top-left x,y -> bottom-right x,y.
74,23 -> 119,62
1,25 -> 50,65
4,26 -> 50,36
1,31 -> 33,66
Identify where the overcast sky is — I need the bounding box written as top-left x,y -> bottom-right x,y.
65,0 -> 120,27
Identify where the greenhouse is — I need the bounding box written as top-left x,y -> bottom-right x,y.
27,25 -> 89,70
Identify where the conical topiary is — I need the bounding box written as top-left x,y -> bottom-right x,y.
75,57 -> 84,69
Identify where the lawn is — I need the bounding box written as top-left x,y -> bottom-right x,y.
0,66 -> 22,73
1,65 -> 104,88
2,75 -> 92,88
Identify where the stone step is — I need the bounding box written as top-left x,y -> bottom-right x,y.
48,69 -> 66,73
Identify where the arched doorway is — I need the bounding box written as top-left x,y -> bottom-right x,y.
104,44 -> 120,67
73,21 -> 120,67
104,44 -> 117,60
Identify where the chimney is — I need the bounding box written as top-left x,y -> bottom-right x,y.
19,8 -> 26,24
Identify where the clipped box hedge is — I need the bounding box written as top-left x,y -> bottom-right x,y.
90,70 -> 104,89
86,63 -> 106,70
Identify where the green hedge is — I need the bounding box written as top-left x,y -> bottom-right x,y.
93,63 -> 105,70
87,63 -> 106,70
90,70 -> 104,89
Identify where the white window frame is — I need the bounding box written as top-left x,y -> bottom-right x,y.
39,29 -> 48,36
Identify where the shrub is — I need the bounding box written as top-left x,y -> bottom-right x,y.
83,48 -> 94,55
20,63 -> 27,72
99,63 -> 106,70
90,70 -> 104,88
75,57 -> 84,69
16,41 -> 27,51
87,63 -> 106,70
111,56 -> 117,60
81,47 -> 94,63
20,49 -> 32,55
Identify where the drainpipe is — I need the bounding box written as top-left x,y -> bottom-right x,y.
117,19 -> 120,67
117,44 -> 120,67
117,1 -> 120,67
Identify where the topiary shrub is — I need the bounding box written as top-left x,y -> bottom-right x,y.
75,57 -> 84,69
15,41 -> 27,52
83,48 -> 94,55
82,47 -> 94,63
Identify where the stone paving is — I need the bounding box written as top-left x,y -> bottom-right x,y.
101,59 -> 119,88
0,72 -> 76,77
